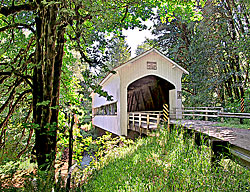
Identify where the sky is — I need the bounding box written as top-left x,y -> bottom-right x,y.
122,20 -> 155,57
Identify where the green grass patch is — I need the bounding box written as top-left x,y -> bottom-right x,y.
81,128 -> 250,191
215,119 -> 250,129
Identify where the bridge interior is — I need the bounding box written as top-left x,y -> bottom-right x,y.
127,75 -> 175,112
127,75 -> 175,133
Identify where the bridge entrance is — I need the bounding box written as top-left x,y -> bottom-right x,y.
127,75 -> 175,134
127,75 -> 175,112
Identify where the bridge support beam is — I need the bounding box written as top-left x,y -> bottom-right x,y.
210,140 -> 230,169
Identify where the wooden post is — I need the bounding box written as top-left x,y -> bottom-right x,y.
211,140 -> 229,169
173,107 -> 176,119
192,107 -> 195,120
240,98 -> 244,124
132,113 -> 135,130
147,113 -> 150,130
139,113 -> 142,128
205,107 -> 208,121
220,107 -> 224,123
194,132 -> 202,150
147,114 -> 149,129
127,113 -> 130,129
156,114 -> 160,126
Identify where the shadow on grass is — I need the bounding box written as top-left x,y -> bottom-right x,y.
80,127 -> 250,192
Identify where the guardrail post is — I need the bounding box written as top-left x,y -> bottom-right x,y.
205,107 -> 208,121
240,98 -> 244,124
192,107 -> 195,120
220,108 -> 224,123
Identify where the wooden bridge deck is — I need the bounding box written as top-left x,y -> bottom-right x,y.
170,120 -> 250,151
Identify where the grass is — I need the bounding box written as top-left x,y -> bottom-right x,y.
1,126 -> 249,191
215,119 -> 250,129
81,127 -> 250,192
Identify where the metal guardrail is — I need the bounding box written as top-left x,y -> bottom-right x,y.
231,145 -> 250,170
174,107 -> 250,122
219,112 -> 250,119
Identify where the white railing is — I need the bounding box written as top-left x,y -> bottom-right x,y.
128,111 -> 162,129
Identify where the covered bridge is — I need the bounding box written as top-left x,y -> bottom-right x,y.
91,48 -> 189,136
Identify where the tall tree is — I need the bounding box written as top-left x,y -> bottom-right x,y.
151,0 -> 250,107
106,35 -> 131,69
0,0 -> 153,172
135,39 -> 154,56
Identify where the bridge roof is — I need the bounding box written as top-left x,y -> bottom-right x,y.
99,48 -> 189,86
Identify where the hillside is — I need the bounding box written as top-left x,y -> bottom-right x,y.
81,127 -> 250,191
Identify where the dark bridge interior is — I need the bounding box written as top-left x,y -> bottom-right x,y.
127,75 -> 175,112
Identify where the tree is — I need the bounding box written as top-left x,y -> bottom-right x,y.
106,35 -> 131,69
135,39 -> 155,56
151,0 -> 250,107
97,34 -> 131,81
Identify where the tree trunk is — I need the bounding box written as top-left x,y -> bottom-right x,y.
66,114 -> 74,191
33,3 -> 65,172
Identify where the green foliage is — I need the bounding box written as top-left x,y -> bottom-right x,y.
0,0 -> 218,185
106,35 -> 131,69
0,158 -> 36,189
72,131 -> 134,165
150,0 -> 250,108
135,39 -> 154,56
82,128 -> 250,191
23,169 -> 66,192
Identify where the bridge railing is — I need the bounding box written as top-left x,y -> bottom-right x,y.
128,111 -> 163,129
174,107 -> 250,122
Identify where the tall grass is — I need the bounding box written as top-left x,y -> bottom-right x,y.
81,127 -> 250,191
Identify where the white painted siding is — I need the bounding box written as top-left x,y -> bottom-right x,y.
92,73 -> 121,135
92,49 -> 187,136
118,51 -> 183,135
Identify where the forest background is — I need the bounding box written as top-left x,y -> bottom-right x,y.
0,0 -> 249,189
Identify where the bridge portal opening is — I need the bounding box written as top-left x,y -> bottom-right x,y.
127,75 -> 175,112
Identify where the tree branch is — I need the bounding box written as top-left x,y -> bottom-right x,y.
17,128 -> 33,158
0,72 -> 12,76
0,76 -> 9,84
182,88 -> 196,95
0,23 -> 35,33
121,5 -> 128,23
14,72 -> 33,88
0,89 -> 32,131
0,3 -> 37,17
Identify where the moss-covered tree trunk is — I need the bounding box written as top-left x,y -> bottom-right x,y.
33,2 -> 65,171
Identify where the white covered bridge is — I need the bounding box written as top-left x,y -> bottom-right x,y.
91,48 -> 189,136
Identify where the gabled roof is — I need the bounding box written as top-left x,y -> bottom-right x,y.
99,48 -> 189,86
